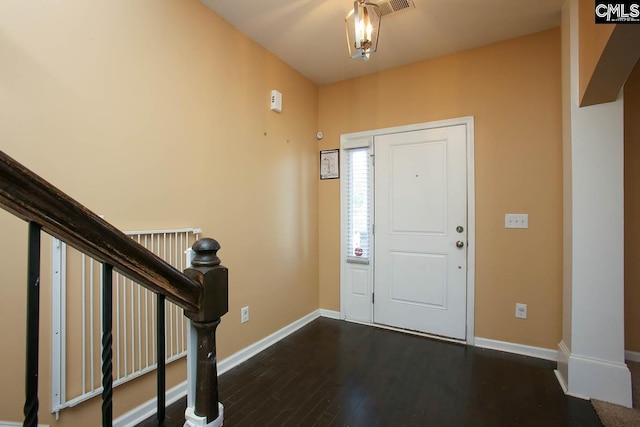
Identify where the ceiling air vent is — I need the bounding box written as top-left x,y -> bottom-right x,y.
374,0 -> 415,17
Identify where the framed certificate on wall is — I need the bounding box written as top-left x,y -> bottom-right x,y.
320,149 -> 339,180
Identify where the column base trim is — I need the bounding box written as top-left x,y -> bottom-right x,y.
556,340 -> 632,407
184,403 -> 224,427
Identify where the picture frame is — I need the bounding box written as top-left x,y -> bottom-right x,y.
320,149 -> 340,180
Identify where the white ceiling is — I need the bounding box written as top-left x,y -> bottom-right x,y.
199,0 -> 564,85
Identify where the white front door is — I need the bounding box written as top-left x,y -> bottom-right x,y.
374,125 -> 468,339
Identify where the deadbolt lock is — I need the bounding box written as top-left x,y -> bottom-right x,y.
456,226 -> 464,233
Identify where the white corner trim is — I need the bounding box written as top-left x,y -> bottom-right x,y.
217,310 -> 321,375
558,340 -> 571,359
113,380 -> 187,427
625,350 -> 640,363
474,337 -> 558,362
319,309 -> 341,320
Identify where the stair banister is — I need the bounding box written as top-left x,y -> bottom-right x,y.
0,150 -> 228,426
0,150 -> 201,311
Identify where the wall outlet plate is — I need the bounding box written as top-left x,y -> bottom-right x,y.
515,303 -> 527,319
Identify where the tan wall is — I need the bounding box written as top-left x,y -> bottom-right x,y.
0,0 -> 319,424
625,61 -> 640,353
318,29 -> 563,349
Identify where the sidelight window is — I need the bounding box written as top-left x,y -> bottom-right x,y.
345,147 -> 371,263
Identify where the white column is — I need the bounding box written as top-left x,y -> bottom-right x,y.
557,0 -> 631,407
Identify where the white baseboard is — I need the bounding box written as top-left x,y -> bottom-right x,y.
554,369 -> 569,394
319,309 -> 340,320
217,309 -> 321,375
0,423 -> 49,427
474,337 -> 558,362
554,368 -> 591,400
113,380 -> 187,427
625,350 -> 640,363
109,309 -> 335,426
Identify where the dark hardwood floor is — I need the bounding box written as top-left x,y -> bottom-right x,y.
136,318 -> 602,426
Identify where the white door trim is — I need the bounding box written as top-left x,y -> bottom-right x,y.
339,116 -> 475,344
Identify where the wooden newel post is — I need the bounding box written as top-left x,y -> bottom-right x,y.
184,238 -> 228,424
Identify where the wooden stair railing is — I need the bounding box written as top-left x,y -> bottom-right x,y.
0,150 -> 228,427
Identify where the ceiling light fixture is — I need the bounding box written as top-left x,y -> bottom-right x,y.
345,0 -> 381,61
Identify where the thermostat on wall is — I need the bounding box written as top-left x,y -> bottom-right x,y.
270,90 -> 282,113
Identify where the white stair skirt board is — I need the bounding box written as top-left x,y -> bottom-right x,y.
557,341 -> 632,407
115,309 -> 335,426
625,350 -> 640,363
474,337 -> 558,362
184,403 -> 224,427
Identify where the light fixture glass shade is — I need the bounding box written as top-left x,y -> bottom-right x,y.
345,0 -> 381,61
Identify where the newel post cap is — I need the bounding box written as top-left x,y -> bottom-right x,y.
185,237 -> 228,323
191,238 -> 221,267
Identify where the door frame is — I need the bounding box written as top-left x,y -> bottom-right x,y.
339,116 -> 476,344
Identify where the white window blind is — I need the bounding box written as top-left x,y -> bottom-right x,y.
346,147 -> 371,263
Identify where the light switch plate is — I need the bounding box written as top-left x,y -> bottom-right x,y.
505,214 -> 528,229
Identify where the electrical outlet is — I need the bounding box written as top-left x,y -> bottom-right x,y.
515,303 -> 527,319
241,306 -> 249,323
